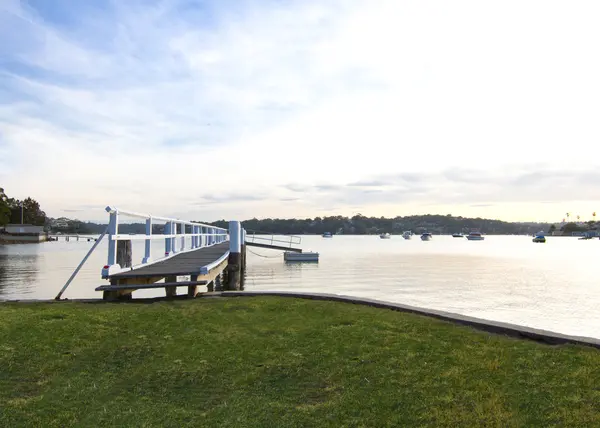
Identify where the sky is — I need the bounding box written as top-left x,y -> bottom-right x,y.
1,0 -> 599,223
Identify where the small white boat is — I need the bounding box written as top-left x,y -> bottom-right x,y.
420,233 -> 432,241
402,231 -> 412,240
380,233 -> 391,239
322,232 -> 332,238
452,233 -> 464,238
466,232 -> 485,241
284,251 -> 319,262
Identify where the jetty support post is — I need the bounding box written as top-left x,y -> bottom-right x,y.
104,239 -> 133,300
165,275 -> 177,298
188,274 -> 198,297
226,220 -> 242,291
241,229 -> 247,273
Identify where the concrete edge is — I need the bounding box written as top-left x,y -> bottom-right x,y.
3,291 -> 600,349
221,291 -> 600,349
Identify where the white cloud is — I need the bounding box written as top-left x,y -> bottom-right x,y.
0,0 -> 599,222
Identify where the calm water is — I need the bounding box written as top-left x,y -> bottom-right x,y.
1,235 -> 598,338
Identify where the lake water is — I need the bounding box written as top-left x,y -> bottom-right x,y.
1,235 -> 598,338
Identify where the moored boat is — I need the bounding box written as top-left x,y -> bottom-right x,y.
420,232 -> 432,241
322,232 -> 332,238
452,233 -> 464,238
380,233 -> 391,239
284,251 -> 319,262
532,235 -> 546,243
402,231 -> 412,240
466,231 -> 485,241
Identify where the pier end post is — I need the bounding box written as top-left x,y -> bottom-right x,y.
226,221 -> 242,291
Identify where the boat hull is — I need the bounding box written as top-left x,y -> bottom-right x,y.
284,252 -> 319,262
466,236 -> 485,241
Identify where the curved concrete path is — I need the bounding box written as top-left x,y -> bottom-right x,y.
221,291 -> 600,349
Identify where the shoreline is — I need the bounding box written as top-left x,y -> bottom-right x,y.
3,291 -> 599,349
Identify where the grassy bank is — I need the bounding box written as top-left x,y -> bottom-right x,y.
1,297 -> 599,427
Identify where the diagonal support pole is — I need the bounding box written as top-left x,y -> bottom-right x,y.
54,227 -> 108,300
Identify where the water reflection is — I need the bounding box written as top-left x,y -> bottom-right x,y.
0,251 -> 40,297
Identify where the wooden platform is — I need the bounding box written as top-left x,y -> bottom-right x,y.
110,242 -> 230,279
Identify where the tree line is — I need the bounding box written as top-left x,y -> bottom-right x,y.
208,214 -> 552,235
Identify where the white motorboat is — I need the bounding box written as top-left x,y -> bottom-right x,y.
402,231 -> 412,240
322,232 -> 332,238
466,232 -> 485,241
380,233 -> 391,239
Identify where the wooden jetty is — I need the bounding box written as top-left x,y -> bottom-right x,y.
49,234 -> 98,242
53,207 -> 303,301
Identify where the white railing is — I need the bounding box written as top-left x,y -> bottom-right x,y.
101,206 -> 229,278
244,230 -> 302,248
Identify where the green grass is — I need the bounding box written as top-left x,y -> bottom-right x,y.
1,297 -> 600,427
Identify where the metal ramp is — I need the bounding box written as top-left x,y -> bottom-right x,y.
245,231 -> 303,253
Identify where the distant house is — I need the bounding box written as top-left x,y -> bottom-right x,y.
1,224 -> 48,243
50,218 -> 71,229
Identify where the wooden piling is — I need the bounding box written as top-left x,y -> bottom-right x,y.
165,275 -> 177,298
241,229 -> 247,273
109,240 -> 133,299
215,273 -> 223,291
117,240 -> 132,269
226,221 -> 242,291
188,274 -> 198,297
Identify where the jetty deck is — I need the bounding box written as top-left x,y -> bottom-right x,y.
109,242 -> 229,279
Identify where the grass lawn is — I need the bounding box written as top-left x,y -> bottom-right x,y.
1,297 -> 600,427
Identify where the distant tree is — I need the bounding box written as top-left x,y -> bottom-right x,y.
9,197 -> 47,226
561,222 -> 586,234
0,187 -> 11,226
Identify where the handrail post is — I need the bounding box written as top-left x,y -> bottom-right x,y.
171,221 -> 177,254
180,222 -> 185,251
143,217 -> 152,263
106,210 -> 118,268
164,221 -> 172,256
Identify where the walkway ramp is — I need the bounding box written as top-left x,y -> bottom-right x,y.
244,231 -> 303,253
109,242 -> 229,279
